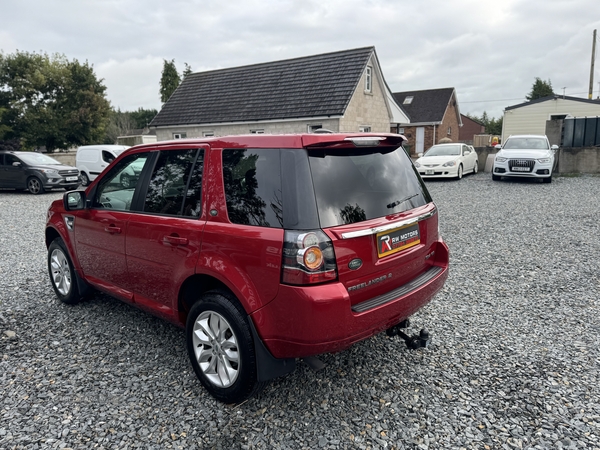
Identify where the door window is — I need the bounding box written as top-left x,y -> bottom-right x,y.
102,150 -> 116,164
93,153 -> 150,211
143,149 -> 204,217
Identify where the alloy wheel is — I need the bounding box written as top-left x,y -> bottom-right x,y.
50,248 -> 72,296
192,311 -> 240,388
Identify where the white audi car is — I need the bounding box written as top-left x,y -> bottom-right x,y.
414,143 -> 478,180
492,135 -> 558,183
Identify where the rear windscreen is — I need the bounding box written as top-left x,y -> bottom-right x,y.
308,146 -> 432,228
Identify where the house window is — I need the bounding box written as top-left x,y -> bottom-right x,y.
403,96 -> 413,105
250,129 -> 265,134
308,124 -> 323,133
173,132 -> 187,139
447,127 -> 452,135
398,127 -> 405,134
365,66 -> 372,93
359,126 -> 371,133
203,131 -> 214,137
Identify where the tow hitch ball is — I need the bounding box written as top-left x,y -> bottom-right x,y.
386,319 -> 431,349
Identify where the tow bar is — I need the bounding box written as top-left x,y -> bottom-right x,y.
386,319 -> 431,349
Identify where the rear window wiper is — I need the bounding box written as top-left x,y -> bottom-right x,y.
387,194 -> 418,209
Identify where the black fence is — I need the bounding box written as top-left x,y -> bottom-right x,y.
562,117 -> 600,147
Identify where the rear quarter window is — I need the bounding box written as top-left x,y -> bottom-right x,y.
222,149 -> 283,228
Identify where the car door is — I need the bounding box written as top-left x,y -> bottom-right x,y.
461,145 -> 473,172
125,147 -> 206,320
72,151 -> 152,300
2,154 -> 27,188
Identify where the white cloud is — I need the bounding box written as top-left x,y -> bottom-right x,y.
96,56 -> 164,111
1,0 -> 599,118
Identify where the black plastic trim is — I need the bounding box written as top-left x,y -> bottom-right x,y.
351,265 -> 444,313
248,317 -> 296,382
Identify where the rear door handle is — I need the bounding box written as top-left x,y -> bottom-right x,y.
104,225 -> 122,234
163,235 -> 188,246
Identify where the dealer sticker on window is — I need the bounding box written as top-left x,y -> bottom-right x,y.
377,223 -> 421,258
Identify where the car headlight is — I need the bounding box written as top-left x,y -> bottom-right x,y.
414,161 -> 421,168
537,158 -> 550,163
40,169 -> 59,175
442,160 -> 456,167
495,157 -> 507,162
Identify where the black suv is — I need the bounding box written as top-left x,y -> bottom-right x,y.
0,151 -> 80,194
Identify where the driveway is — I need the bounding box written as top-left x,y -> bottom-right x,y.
1,174 -> 599,449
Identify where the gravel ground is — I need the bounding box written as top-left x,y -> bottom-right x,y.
1,173 -> 599,450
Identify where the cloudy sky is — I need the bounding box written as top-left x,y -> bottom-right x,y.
2,0 -> 599,119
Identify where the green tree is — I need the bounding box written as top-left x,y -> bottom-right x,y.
0,51 -> 110,151
159,59 -> 181,104
467,111 -> 503,135
526,77 -> 555,101
102,107 -> 158,144
130,107 -> 158,128
182,62 -> 193,79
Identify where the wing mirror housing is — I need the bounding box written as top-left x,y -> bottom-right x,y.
551,145 -> 559,151
64,190 -> 86,211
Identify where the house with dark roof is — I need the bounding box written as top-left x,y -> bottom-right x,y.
149,47 -> 409,140
459,114 -> 486,144
392,88 -> 462,155
502,95 -> 600,142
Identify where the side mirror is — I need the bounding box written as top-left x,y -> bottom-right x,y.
494,144 -> 502,150
12,161 -> 22,167
551,145 -> 559,151
63,190 -> 86,211
417,152 -> 424,158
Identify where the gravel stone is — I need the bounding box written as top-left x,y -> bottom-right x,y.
1,174 -> 600,449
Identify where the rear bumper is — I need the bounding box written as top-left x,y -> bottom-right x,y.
250,240 -> 449,359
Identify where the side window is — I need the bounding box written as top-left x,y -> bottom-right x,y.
143,149 -> 203,217
102,150 -> 115,164
222,149 -> 282,228
94,153 -> 150,211
5,155 -> 21,166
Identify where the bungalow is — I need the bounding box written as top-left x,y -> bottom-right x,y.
502,95 -> 600,142
149,47 -> 408,139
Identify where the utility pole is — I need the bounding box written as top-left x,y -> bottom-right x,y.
589,29 -> 597,99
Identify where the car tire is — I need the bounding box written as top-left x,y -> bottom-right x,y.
27,177 -> 44,195
456,164 -> 463,180
186,291 -> 265,403
492,174 -> 501,181
48,238 -> 87,305
120,173 -> 132,189
80,172 -> 90,186
473,161 -> 478,174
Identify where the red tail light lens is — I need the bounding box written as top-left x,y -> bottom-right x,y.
282,230 -> 337,285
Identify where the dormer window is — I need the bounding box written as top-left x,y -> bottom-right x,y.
365,66 -> 372,93
403,96 -> 413,105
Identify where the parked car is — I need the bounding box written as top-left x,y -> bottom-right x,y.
76,145 -> 130,186
492,135 -> 558,183
414,143 -> 478,179
45,133 -> 449,403
0,151 -> 80,194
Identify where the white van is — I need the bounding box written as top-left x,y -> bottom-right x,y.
76,145 -> 129,186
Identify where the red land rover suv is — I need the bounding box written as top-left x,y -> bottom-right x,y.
45,133 -> 449,403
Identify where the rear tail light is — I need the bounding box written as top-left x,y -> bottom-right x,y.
282,230 -> 337,285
